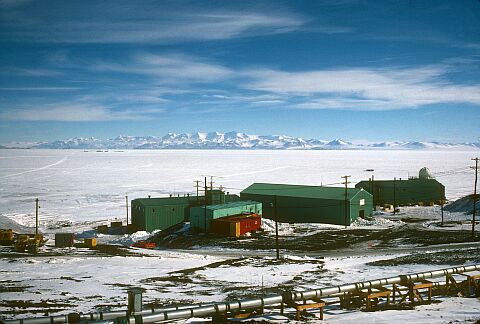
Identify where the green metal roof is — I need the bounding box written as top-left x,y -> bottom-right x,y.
356,178 -> 443,186
133,193 -> 241,207
199,200 -> 260,211
241,183 -> 368,201
133,196 -> 194,207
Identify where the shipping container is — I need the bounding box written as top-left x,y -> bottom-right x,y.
84,238 -> 97,249
110,221 -> 123,228
211,214 -> 262,237
55,233 -> 75,247
97,225 -> 108,234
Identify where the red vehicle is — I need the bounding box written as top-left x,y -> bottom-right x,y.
131,241 -> 156,249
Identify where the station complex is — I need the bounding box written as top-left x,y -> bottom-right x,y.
130,168 -> 444,237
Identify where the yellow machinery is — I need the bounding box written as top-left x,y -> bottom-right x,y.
14,234 -> 45,253
0,229 -> 15,245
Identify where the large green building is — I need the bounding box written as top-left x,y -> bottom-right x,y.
355,178 -> 445,207
190,200 -> 262,231
131,190 -> 240,232
240,183 -> 373,226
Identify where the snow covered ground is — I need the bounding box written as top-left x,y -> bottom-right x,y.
0,149 -> 479,322
0,149 -> 476,226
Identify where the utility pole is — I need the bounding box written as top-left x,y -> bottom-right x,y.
372,175 -> 376,211
472,157 -> 479,239
210,176 -> 214,190
125,194 -> 129,225
342,176 -> 351,228
204,177 -> 208,233
274,195 -> 279,260
440,187 -> 444,227
194,180 -> 200,202
393,177 -> 396,215
35,198 -> 39,237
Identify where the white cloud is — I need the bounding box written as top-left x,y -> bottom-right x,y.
0,68 -> 63,77
91,53 -> 233,83
0,104 -> 163,121
243,66 -> 480,110
0,0 -> 32,8
1,4 -> 307,43
0,86 -> 79,91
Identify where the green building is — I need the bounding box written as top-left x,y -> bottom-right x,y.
131,190 -> 240,232
190,200 -> 262,231
355,178 -> 445,207
240,183 -> 373,226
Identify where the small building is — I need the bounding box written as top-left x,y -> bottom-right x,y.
131,196 -> 196,232
240,183 -> 373,226
355,168 -> 445,207
190,201 -> 262,232
211,214 -> 262,237
131,191 -> 240,232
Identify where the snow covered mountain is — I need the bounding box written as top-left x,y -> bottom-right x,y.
5,132 -> 480,150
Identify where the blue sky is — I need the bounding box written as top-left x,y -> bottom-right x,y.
0,0 -> 479,143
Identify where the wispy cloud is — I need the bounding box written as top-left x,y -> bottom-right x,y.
243,65 -> 480,110
90,52 -> 233,84
0,67 -> 63,77
0,2 -> 308,44
0,86 -> 79,91
0,0 -> 32,8
0,104 -> 163,121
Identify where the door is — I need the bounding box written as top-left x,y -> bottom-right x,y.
359,210 -> 365,219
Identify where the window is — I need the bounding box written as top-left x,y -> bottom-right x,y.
359,199 -> 365,206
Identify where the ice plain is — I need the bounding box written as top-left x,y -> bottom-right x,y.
0,149 -> 479,322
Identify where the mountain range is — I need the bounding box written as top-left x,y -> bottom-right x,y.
3,132 -> 480,150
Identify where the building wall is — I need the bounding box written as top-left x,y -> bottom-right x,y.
131,200 -> 146,230
349,189 -> 374,221
144,205 -> 185,232
131,199 -> 190,232
240,192 -> 372,226
355,179 -> 445,206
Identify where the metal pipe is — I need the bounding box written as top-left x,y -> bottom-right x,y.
137,264 -> 480,323
2,265 -> 479,324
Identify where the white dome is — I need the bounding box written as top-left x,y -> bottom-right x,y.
419,167 -> 432,179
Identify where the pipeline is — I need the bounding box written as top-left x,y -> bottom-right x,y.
1,264 -> 479,324
138,264 -> 480,323
0,304 -> 217,324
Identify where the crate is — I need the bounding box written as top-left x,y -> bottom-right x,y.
84,238 -> 97,249
111,221 -> 123,228
126,224 -> 137,234
55,233 -> 75,247
97,225 -> 108,234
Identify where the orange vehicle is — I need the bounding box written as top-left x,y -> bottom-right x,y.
131,241 -> 156,249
